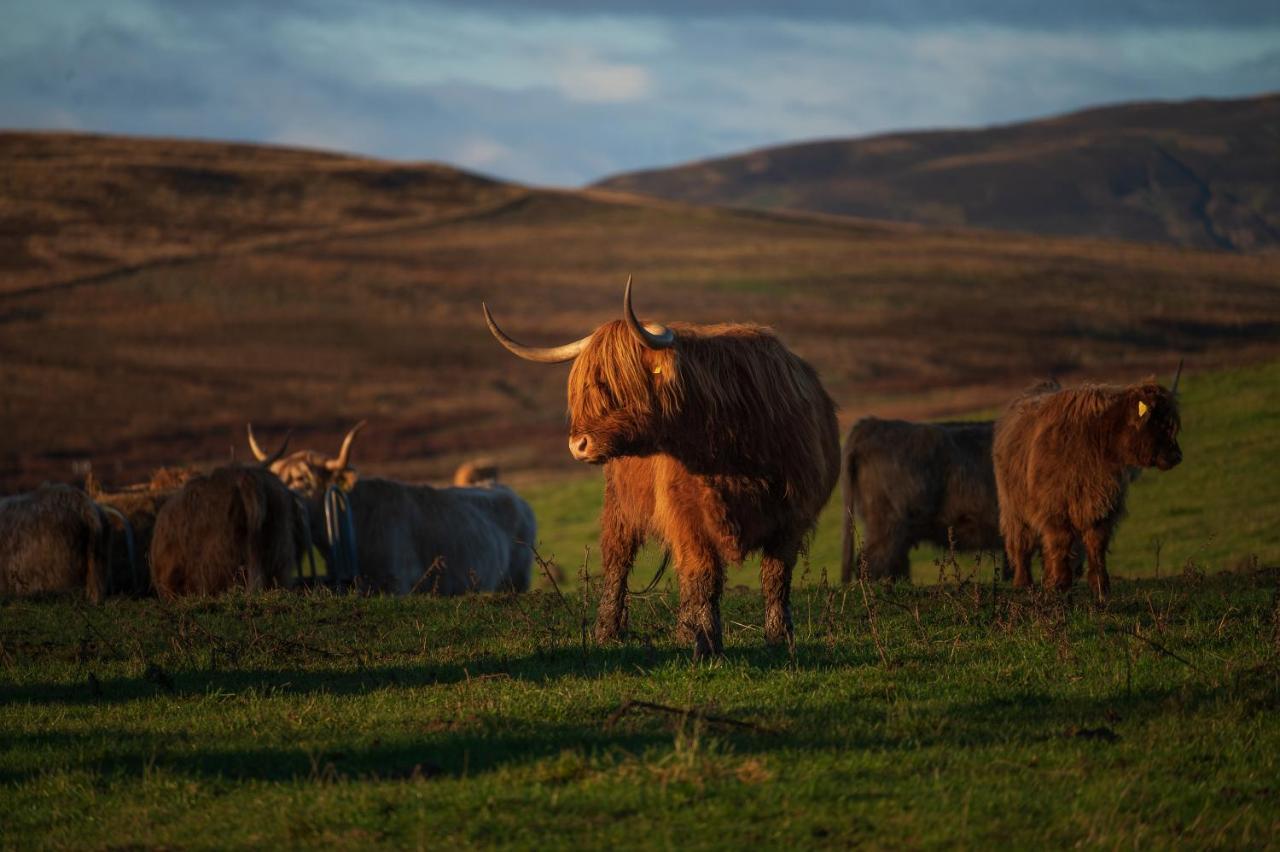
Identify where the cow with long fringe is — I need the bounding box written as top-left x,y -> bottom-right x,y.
840,418 -> 1002,583
993,370 -> 1182,599
247,422 -> 535,595
485,278 -> 840,658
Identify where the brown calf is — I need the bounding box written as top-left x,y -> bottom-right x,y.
993,374 -> 1182,598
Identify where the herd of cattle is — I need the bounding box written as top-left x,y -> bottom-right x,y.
0,279 -> 1183,658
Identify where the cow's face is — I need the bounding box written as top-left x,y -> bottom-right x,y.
566,322 -> 679,463
484,277 -> 679,465
248,422 -> 364,498
268,452 -> 357,498
1124,384 -> 1182,471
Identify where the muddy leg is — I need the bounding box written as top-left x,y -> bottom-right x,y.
1082,525 -> 1112,601
761,539 -> 801,646
676,553 -> 724,661
594,497 -> 641,644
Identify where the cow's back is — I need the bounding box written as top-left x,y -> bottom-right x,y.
0,485 -> 106,601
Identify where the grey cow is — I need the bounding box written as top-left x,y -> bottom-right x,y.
249,422 -> 536,594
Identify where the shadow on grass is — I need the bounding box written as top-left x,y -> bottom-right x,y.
0,637 -> 874,708
0,678 -> 1252,786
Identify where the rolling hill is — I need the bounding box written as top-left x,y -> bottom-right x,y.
595,93 -> 1280,251
2,131 -> 1279,494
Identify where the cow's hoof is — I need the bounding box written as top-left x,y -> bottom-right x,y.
764,612 -> 793,646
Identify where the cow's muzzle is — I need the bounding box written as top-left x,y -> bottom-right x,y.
1156,447 -> 1182,471
569,435 -> 604,464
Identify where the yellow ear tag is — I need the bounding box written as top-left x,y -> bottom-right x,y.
652,365 -> 662,374
1137,401 -> 1149,418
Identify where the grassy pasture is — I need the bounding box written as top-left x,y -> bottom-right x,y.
2,574 -> 1278,848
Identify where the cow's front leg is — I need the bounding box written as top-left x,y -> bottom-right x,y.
594,498 -> 641,644
761,539 -> 801,646
675,547 -> 724,661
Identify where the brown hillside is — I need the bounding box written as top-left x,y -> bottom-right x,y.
2,132 -> 1278,491
596,93 -> 1280,252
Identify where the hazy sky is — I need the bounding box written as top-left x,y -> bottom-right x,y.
4,1 -> 1278,185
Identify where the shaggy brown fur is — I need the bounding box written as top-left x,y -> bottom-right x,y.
840,418 -> 1002,583
149,465 -> 306,599
258,428 -> 535,594
993,379 -> 1182,598
0,484 -> 109,602
564,319 -> 840,658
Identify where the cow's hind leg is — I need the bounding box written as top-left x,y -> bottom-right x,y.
1004,522 -> 1037,588
1082,525 -> 1112,601
761,537 -> 802,646
594,499 -> 642,644
1042,526 -> 1076,593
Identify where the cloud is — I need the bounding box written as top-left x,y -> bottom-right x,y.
554,55 -> 653,103
453,135 -> 512,168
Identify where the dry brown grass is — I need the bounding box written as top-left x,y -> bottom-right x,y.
2,132 -> 1278,491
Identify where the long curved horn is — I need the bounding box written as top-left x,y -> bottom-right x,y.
1170,359 -> 1184,395
326,420 -> 367,471
246,423 -> 269,461
622,275 -> 675,350
482,302 -> 590,363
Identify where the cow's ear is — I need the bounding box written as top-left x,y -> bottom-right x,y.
336,469 -> 359,492
643,349 -> 675,381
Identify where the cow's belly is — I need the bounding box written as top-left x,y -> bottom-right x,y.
613,455 -> 781,565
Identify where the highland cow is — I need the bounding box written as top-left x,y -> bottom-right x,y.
993,373 -> 1182,599
485,277 -> 840,658
0,484 -> 110,602
248,423 -> 535,595
149,445 -> 307,599
840,418 -> 1002,583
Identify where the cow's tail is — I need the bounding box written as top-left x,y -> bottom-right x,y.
839,434 -> 859,586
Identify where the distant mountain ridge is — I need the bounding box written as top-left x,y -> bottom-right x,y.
595,94 -> 1280,251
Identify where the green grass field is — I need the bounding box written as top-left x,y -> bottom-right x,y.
3,574 -> 1278,848
2,361 -> 1278,849
523,359 -> 1280,590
